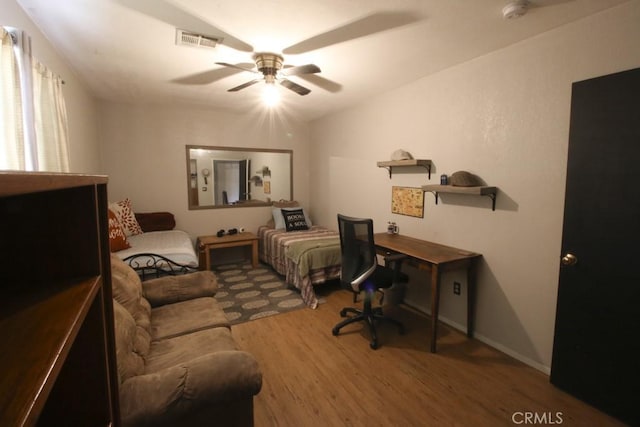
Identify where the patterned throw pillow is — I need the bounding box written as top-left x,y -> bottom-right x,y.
108,209 -> 131,252
109,198 -> 143,236
282,208 -> 309,231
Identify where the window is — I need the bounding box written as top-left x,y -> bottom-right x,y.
1,27 -> 69,172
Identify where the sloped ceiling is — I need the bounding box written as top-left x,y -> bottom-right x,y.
16,0 -> 629,121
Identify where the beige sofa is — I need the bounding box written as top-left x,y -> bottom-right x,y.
110,255 -> 262,427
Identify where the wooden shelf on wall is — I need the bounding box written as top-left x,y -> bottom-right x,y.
377,159 -> 432,179
422,184 -> 498,210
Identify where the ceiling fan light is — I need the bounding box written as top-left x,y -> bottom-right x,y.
262,83 -> 280,107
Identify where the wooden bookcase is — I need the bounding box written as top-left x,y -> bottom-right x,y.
0,172 -> 119,427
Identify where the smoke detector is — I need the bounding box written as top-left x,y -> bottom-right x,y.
175,29 -> 221,49
502,1 -> 529,19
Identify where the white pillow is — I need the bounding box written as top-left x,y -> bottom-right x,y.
272,207 -> 312,230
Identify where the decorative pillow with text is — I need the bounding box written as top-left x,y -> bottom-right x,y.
282,208 -> 309,231
272,207 -> 312,230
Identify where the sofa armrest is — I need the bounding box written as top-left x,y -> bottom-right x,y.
142,271 -> 218,307
119,351 -> 262,427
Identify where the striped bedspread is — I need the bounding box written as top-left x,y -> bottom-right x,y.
258,225 -> 341,308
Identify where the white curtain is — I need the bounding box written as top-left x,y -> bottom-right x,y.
0,27 -> 25,170
32,60 -> 69,172
0,27 -> 69,172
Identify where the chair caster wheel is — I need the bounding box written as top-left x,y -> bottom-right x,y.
340,309 -> 348,317
332,327 -> 340,336
370,341 -> 378,350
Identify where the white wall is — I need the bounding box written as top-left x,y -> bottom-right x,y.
1,0 -> 101,173
309,1 -> 640,372
99,102 -> 311,239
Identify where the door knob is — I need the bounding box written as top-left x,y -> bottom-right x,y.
561,253 -> 578,266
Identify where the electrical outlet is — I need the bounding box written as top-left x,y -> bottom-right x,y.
453,281 -> 461,295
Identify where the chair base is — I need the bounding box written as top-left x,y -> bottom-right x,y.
332,298 -> 404,350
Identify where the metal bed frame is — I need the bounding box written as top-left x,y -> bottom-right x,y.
122,253 -> 198,280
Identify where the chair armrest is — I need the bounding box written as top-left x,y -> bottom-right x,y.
383,253 -> 407,263
383,253 -> 408,283
119,351 -> 262,427
142,271 -> 218,307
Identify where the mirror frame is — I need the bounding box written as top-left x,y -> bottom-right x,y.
186,145 -> 293,210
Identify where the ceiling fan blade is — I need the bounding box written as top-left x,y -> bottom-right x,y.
280,79 -> 311,96
283,11 -> 421,55
172,63 -> 255,85
296,74 -> 342,93
114,0 -> 253,52
281,64 -> 321,77
215,62 -> 258,74
228,79 -> 262,92
529,0 -> 573,7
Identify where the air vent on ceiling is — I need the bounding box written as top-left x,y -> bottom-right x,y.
176,29 -> 221,49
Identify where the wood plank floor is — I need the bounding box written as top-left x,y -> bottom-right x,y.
231,282 -> 625,426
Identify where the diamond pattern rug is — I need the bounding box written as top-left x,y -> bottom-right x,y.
213,262 -> 307,324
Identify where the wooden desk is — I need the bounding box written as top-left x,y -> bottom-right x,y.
197,232 -> 259,270
374,233 -> 481,353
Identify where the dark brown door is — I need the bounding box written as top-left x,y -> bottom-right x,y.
551,67 -> 640,425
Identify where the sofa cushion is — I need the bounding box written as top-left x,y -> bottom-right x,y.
113,299 -> 146,383
144,327 -> 238,374
150,297 -> 230,341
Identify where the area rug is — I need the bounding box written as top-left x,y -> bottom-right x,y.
213,262 -> 306,324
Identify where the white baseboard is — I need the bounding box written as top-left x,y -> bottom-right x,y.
401,302 -> 551,375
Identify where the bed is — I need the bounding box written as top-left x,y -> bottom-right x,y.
258,224 -> 341,309
117,229 -> 199,278
109,203 -> 198,279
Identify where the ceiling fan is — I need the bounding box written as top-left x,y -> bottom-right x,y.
216,53 -> 321,96
115,0 -> 422,96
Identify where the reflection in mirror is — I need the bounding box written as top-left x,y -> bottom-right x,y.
186,145 -> 293,209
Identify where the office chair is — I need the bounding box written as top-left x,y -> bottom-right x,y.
332,214 -> 407,349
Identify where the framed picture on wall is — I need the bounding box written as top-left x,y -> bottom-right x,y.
391,186 -> 424,218
264,181 -> 271,194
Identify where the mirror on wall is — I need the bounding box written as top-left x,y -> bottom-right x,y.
186,145 -> 293,209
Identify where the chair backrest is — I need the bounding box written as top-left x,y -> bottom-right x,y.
337,214 -> 378,292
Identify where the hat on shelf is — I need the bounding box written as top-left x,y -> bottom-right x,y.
391,149 -> 413,161
450,171 -> 483,187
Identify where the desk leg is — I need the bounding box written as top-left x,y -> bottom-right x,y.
430,266 -> 441,353
205,245 -> 211,271
251,240 -> 259,268
467,260 -> 477,338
